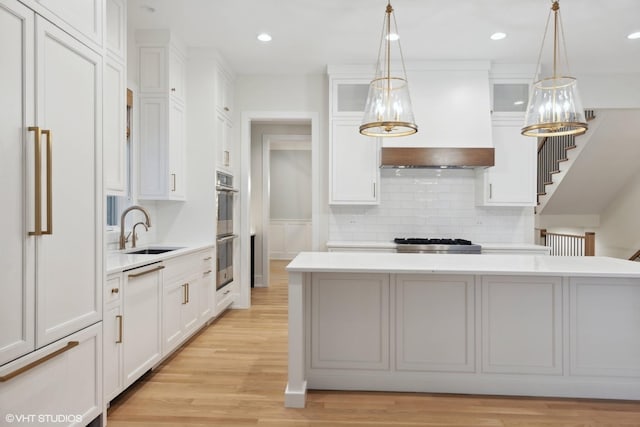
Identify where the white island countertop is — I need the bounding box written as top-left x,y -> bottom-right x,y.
287,252 -> 640,278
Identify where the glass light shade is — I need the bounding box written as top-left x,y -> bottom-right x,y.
360,76 -> 417,137
522,77 -> 588,137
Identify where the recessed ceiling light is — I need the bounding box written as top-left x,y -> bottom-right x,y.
257,33 -> 272,42
490,32 -> 507,41
386,33 -> 400,41
628,32 -> 640,40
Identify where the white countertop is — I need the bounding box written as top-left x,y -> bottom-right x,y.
287,252 -> 640,278
106,243 -> 214,275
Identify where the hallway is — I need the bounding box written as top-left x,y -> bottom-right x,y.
107,261 -> 640,426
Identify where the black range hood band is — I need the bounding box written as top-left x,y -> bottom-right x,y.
380,147 -> 495,168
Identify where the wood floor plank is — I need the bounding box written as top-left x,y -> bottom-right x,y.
107,260 -> 640,426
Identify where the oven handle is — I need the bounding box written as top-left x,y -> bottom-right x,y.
216,186 -> 239,193
216,234 -> 238,243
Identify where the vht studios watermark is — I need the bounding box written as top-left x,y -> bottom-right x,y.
5,414 -> 83,424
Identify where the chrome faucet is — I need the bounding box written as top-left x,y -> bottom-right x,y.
119,205 -> 151,250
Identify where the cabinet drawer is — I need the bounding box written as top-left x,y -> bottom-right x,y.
163,253 -> 202,284
215,282 -> 237,315
0,323 -> 102,425
105,273 -> 123,305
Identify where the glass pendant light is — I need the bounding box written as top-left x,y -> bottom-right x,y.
360,2 -> 417,137
522,1 -> 587,137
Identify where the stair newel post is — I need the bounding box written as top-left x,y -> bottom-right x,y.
585,232 -> 595,256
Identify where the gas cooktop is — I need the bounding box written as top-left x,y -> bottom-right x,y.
393,238 -> 481,254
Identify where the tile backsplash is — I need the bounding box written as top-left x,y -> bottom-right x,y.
329,169 -> 534,243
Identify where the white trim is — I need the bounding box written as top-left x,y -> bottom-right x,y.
239,111 -> 320,307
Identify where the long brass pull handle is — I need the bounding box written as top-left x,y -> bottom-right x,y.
186,283 -> 190,303
171,173 -> 176,192
128,264 -> 165,278
28,127 -> 42,236
41,129 -> 52,235
116,315 -> 123,343
182,284 -> 187,304
0,341 -> 79,382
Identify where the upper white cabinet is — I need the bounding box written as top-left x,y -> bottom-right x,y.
328,75 -> 380,205
475,65 -> 537,207
136,30 -> 187,200
19,0 -> 104,52
475,121 -> 537,206
215,63 -> 235,172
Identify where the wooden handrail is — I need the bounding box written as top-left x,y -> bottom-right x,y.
629,249 -> 640,261
539,229 -> 595,256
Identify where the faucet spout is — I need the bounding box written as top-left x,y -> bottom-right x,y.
119,205 -> 152,250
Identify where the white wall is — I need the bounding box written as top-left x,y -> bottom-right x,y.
330,169 -> 535,244
270,149 -> 312,220
597,169 -> 640,259
577,72 -> 640,109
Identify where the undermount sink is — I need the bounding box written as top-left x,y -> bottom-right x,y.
126,247 -> 183,255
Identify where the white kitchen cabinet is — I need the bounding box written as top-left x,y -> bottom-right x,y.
215,282 -> 238,316
103,273 -> 123,403
329,120 -> 380,204
215,66 -> 234,121
104,57 -> 127,195
19,0 -> 104,52
475,121 -> 537,206
0,323 -> 102,426
137,30 -> 187,200
123,263 -> 163,389
198,250 -> 216,323
0,0 -> 102,367
215,63 -> 235,172
162,274 -> 199,356
327,75 -> 380,205
104,0 -> 127,196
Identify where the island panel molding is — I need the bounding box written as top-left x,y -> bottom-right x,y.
395,274 -> 475,373
285,252 -> 640,408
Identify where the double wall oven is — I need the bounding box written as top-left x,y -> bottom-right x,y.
216,171 -> 238,290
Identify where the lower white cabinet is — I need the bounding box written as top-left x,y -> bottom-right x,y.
198,264 -> 216,323
0,323 -> 102,426
162,273 -> 199,356
122,263 -> 163,389
475,121 -> 536,206
215,282 -> 237,316
103,273 -> 123,404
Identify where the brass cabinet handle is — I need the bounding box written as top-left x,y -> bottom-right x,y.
128,264 -> 165,278
111,288 -> 119,294
171,173 -> 176,192
182,283 -> 187,304
42,129 -> 52,235
27,127 -> 53,236
224,150 -> 229,166
204,256 -> 212,261
186,283 -> 190,303
116,315 -> 123,343
224,106 -> 230,112
28,127 -> 42,236
0,341 -> 79,382
204,270 -> 212,275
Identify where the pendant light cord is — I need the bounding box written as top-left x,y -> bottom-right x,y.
532,4 -> 553,82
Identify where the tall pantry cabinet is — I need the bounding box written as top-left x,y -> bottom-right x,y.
0,0 -> 103,423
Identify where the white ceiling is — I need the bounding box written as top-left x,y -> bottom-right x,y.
127,0 -> 640,75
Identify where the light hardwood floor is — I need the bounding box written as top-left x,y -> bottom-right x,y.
107,260 -> 640,426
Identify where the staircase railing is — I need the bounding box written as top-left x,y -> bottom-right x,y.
537,110 -> 596,201
629,250 -> 640,261
539,229 -> 595,256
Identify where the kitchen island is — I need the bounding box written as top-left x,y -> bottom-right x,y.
285,252 -> 640,407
